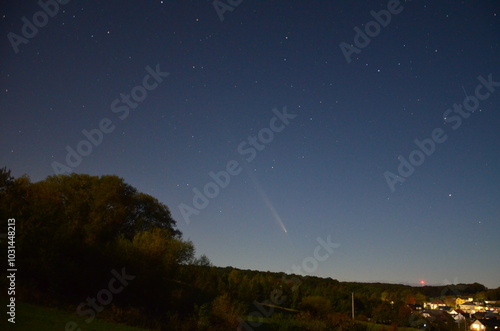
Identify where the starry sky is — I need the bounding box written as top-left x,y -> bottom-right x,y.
1,1 -> 499,288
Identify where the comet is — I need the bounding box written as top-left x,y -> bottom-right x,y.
246,170 -> 288,234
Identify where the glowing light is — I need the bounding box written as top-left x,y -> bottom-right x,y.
420,280 -> 426,285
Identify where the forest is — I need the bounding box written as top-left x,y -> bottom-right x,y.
1,168 -> 498,330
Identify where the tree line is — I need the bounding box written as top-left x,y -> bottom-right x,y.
0,168 -> 497,330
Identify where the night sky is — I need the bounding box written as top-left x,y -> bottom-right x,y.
1,1 -> 499,288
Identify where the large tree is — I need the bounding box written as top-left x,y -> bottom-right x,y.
0,170 -> 190,303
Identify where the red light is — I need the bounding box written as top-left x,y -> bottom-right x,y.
420,280 -> 426,285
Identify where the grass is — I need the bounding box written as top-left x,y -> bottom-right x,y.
0,300 -> 152,331
1,300 -> 423,331
357,320 -> 422,331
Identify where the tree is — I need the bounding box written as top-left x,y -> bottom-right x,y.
193,254 -> 212,267
299,296 -> 332,317
127,192 -> 181,238
0,167 -> 14,189
19,173 -> 182,245
132,228 -> 194,272
1,172 -> 192,305
372,301 -> 394,324
210,293 -> 246,330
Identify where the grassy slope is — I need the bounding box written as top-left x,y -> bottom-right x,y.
0,300 -> 151,331
357,320 -> 421,331
0,300 -> 423,331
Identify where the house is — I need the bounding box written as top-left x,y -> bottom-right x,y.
461,302 -> 487,314
457,297 -> 475,306
408,304 -> 423,312
425,300 -> 446,310
450,309 -> 466,315
485,311 -> 500,319
454,315 -> 469,330
421,310 -> 453,323
470,319 -> 500,330
453,312 -> 467,324
473,312 -> 486,320
439,305 -> 453,311
451,309 -> 472,320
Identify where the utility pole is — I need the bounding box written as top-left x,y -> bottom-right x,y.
352,292 -> 355,320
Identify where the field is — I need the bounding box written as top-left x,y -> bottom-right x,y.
357,321 -> 421,331
1,300 -> 150,331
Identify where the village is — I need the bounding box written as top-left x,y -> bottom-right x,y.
407,298 -> 500,330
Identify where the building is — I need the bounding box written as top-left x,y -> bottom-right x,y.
457,298 -> 475,306
453,312 -> 467,324
470,319 -> 500,331
425,300 -> 446,310
460,302 -> 487,314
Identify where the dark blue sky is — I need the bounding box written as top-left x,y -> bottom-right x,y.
1,1 -> 499,288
